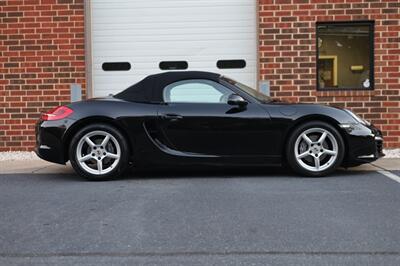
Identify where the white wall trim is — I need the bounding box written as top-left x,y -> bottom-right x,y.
84,0 -> 93,98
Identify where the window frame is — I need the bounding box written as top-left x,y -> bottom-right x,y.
163,79 -> 234,104
316,20 -> 375,91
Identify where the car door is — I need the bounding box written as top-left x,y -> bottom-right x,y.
156,79 -> 274,157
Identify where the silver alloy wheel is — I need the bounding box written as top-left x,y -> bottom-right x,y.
294,127 -> 338,172
76,130 -> 121,175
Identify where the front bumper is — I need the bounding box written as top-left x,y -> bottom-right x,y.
341,123 -> 385,165
35,119 -> 72,164
354,135 -> 384,162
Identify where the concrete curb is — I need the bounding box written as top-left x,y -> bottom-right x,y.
0,158 -> 399,175
0,160 -> 74,175
370,158 -> 400,171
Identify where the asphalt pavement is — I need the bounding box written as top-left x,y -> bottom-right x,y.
0,169 -> 400,265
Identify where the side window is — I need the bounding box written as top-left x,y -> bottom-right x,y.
163,79 -> 233,103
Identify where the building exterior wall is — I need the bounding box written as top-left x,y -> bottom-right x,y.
0,0 -> 399,151
258,0 -> 400,148
0,0 -> 85,151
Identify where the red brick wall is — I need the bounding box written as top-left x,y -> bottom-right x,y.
259,0 -> 400,148
0,0 -> 85,151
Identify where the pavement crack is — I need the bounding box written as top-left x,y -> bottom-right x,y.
370,163 -> 387,171
31,165 -> 50,174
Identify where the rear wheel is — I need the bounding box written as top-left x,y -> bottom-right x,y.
286,121 -> 345,177
69,124 -> 129,180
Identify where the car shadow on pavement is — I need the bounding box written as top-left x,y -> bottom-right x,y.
127,166 -> 291,179
118,166 -> 370,181
16,166 -> 372,182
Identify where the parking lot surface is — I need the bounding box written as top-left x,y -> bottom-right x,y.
0,169 -> 399,265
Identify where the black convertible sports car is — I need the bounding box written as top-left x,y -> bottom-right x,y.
35,71 -> 384,180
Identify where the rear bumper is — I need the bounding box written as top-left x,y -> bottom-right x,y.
35,145 -> 65,164
35,119 -> 72,164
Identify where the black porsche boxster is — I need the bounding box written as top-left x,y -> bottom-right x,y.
35,71 -> 384,180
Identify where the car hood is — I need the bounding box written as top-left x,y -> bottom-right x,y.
264,98 -> 345,111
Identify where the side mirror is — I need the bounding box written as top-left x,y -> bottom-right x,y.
227,94 -> 248,107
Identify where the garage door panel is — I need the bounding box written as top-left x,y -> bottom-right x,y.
93,42 -> 256,55
94,0 -> 251,5
92,0 -> 257,97
93,9 -> 255,25
93,28 -> 255,39
93,53 -> 256,62
93,5 -> 255,15
94,62 -> 257,77
93,56 -> 255,66
93,0 -> 253,9
94,69 -> 257,96
93,21 -> 254,32
93,35 -> 256,44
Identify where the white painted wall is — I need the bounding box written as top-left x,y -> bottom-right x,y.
91,0 -> 257,97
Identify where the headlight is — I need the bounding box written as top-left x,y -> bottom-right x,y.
344,109 -> 371,126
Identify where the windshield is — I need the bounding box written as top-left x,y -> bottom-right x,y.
221,76 -> 273,103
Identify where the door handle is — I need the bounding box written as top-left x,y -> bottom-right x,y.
161,113 -> 183,121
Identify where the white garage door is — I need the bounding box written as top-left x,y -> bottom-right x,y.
90,0 -> 257,97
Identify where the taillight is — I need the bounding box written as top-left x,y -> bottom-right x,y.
41,106 -> 74,121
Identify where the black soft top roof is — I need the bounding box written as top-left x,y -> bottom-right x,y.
114,71 -> 220,103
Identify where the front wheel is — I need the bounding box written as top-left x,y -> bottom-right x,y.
286,121 -> 345,177
69,124 -> 129,180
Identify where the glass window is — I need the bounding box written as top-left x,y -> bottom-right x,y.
317,22 -> 374,90
163,79 -> 233,103
159,61 -> 188,70
217,59 -> 246,69
102,62 -> 131,71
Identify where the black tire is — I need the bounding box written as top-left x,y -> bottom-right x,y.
286,121 -> 345,177
69,123 -> 129,181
